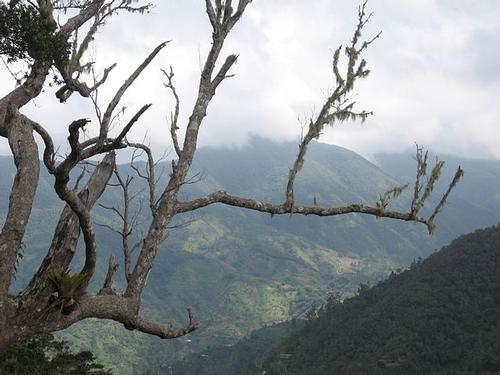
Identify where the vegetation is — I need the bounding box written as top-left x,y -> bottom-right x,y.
47,269 -> 90,314
0,0 -> 69,63
173,321 -> 304,375
0,0 -> 464,352
3,142 -> 500,373
0,333 -> 112,374
250,224 -> 500,375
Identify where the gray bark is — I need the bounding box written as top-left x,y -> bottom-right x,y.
0,107 -> 40,299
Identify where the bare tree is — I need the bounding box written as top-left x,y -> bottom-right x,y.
0,0 -> 463,350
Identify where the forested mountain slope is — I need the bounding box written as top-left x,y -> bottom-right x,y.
1,139 -> 499,373
173,320 -> 304,375
251,224 -> 500,375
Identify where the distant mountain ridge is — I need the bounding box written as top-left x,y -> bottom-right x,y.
1,138 -> 500,373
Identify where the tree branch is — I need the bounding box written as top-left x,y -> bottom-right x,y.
58,0 -> 105,36
99,255 -> 119,294
0,106 -> 40,298
284,3 -> 377,210
128,142 -> 158,217
176,144 -> 464,235
162,66 -> 182,158
20,152 -> 116,304
32,121 -> 56,173
125,0 -> 252,299
175,190 -> 423,220
34,294 -> 198,340
133,308 -> 199,339
97,165 -> 140,282
0,60 -> 51,121
211,54 -> 238,90
99,42 -> 169,141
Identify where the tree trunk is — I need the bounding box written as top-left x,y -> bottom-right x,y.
0,297 -> 18,351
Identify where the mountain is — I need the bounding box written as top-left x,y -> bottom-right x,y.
250,224 -> 500,375
173,320 -> 305,375
2,138 -> 500,373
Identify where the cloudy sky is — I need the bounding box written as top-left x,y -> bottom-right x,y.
1,0 -> 499,161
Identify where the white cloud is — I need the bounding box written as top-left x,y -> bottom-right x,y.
1,0 -> 499,160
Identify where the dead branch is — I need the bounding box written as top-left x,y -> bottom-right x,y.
20,152 -> 116,305
97,165 -> 140,282
128,142 -> 158,216
100,255 -> 119,294
124,0 -> 252,300
162,66 -> 182,158
56,1 -> 154,102
175,145 -> 464,235
285,4 -> 376,210
99,42 -> 169,141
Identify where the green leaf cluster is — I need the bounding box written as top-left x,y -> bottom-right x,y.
0,0 -> 69,62
48,269 -> 89,299
0,333 -> 112,374
48,269 -> 89,313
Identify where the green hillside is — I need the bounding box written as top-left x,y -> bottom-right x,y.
251,224 -> 500,375
173,320 -> 304,375
2,139 -> 500,373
